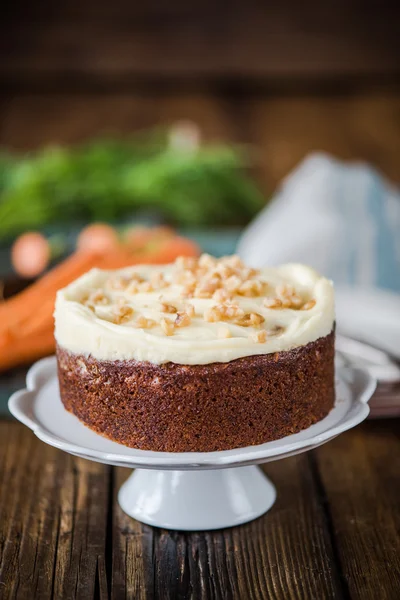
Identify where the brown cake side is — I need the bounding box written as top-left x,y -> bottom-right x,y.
56,330 -> 335,452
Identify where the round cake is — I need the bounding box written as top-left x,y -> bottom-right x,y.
55,254 -> 335,452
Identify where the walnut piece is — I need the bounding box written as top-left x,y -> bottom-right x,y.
238,279 -> 264,297
113,305 -> 134,324
234,312 -> 265,327
203,303 -> 245,323
264,297 -> 283,309
301,299 -> 316,310
250,330 -> 267,343
133,316 -> 156,329
175,311 -> 191,328
213,288 -> 232,302
150,272 -> 167,289
160,302 -> 177,314
160,317 -> 174,336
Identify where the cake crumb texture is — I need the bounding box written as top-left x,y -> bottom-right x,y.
57,330 -> 334,452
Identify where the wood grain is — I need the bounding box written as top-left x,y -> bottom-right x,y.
111,468 -> 149,600
1,1 -> 399,86
0,419 -> 399,598
314,421 -> 400,600
0,422 -> 109,600
247,94 -> 400,187
110,454 -> 344,599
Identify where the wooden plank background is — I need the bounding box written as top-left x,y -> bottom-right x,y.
1,1 -> 399,86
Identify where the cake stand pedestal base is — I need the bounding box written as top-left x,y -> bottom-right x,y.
118,466 -> 276,531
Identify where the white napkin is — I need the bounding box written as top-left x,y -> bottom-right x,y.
237,153 -> 400,358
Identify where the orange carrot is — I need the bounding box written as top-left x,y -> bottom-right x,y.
151,236 -> 200,263
0,328 -> 55,372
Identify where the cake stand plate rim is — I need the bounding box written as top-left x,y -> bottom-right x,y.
8,355 -> 375,470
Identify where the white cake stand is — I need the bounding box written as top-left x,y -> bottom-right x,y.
9,357 -> 375,531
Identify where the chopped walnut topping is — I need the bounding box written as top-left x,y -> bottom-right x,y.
159,302 -> 177,314
213,264 -> 236,279
174,271 -> 197,286
160,317 -> 174,336
82,256 -> 318,341
243,267 -> 260,279
264,297 -> 283,309
150,272 -> 167,289
238,279 -> 264,297
301,299 -> 316,310
223,255 -> 244,270
198,254 -> 217,269
113,305 -> 134,324
213,288 -> 232,302
204,306 -> 222,323
175,311 -> 191,328
277,284 -> 295,298
250,330 -> 267,343
203,303 -> 245,323
181,283 -> 196,298
193,285 -> 213,299
223,304 -> 244,319
194,275 -> 221,298
290,294 -> 303,308
175,256 -> 198,271
217,327 -> 232,339
235,312 -> 265,327
276,283 -> 306,309
280,297 -> 293,308
133,316 -> 156,329
83,289 -> 110,308
224,275 -> 242,294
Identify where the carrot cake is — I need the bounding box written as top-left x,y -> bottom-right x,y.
55,255 -> 335,452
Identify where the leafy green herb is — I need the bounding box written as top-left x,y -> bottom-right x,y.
0,131 -> 264,238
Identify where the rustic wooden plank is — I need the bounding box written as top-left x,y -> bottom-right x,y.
0,93 -> 234,152
112,454 -> 343,599
0,422 -> 110,600
1,2 -> 399,85
247,94 -> 400,188
314,420 -> 400,600
111,468 -> 150,599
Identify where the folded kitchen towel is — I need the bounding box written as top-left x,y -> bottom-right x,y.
237,153 -> 400,358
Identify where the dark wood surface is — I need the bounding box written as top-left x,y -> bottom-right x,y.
0,418 -> 399,599
1,1 -> 399,87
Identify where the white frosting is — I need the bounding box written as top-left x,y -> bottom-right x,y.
54,261 -> 334,365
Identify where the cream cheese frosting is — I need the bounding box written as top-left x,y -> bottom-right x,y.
54,256 -> 335,365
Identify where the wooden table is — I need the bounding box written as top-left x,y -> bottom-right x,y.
0,407 -> 399,599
